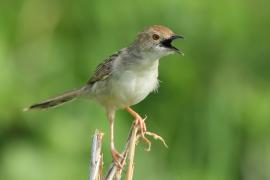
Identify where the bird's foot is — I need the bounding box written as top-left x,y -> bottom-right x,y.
134,116 -> 153,151
134,117 -> 168,151
126,107 -> 167,151
145,131 -> 168,149
134,115 -> 147,134
111,148 -> 124,169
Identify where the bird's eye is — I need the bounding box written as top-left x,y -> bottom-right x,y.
152,34 -> 160,40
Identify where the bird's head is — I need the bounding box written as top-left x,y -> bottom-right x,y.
134,25 -> 184,58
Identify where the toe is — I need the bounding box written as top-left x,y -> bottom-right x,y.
111,149 -> 123,168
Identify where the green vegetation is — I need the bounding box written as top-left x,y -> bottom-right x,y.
0,0 -> 270,179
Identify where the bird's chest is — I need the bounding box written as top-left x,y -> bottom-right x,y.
110,64 -> 159,107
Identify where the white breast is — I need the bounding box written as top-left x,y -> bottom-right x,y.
109,60 -> 159,108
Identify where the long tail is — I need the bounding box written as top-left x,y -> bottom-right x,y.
24,87 -> 86,111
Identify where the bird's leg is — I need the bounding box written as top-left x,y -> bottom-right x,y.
126,107 -> 146,132
107,110 -> 123,168
126,107 -> 151,150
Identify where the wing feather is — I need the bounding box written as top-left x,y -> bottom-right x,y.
87,50 -> 122,85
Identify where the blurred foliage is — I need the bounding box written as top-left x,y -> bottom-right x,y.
0,0 -> 270,179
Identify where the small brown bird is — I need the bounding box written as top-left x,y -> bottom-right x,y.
24,25 -> 183,166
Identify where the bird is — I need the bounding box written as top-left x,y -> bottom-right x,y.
24,25 -> 184,166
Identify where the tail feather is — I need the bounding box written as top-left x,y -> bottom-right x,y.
24,87 -> 85,111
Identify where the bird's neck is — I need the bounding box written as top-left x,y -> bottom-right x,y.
113,46 -> 159,73
126,46 -> 160,70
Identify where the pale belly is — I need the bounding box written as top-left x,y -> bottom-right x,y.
112,70 -> 159,107
91,69 -> 159,109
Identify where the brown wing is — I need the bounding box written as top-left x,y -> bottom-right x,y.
87,50 -> 122,85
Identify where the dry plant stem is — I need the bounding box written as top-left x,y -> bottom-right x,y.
105,124 -> 168,179
125,123 -> 139,180
95,116 -> 167,180
105,125 -> 136,180
89,130 -> 104,180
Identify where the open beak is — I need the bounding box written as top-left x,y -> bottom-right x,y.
161,34 -> 184,55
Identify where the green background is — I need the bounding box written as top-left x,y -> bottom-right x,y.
1,0 -> 270,179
